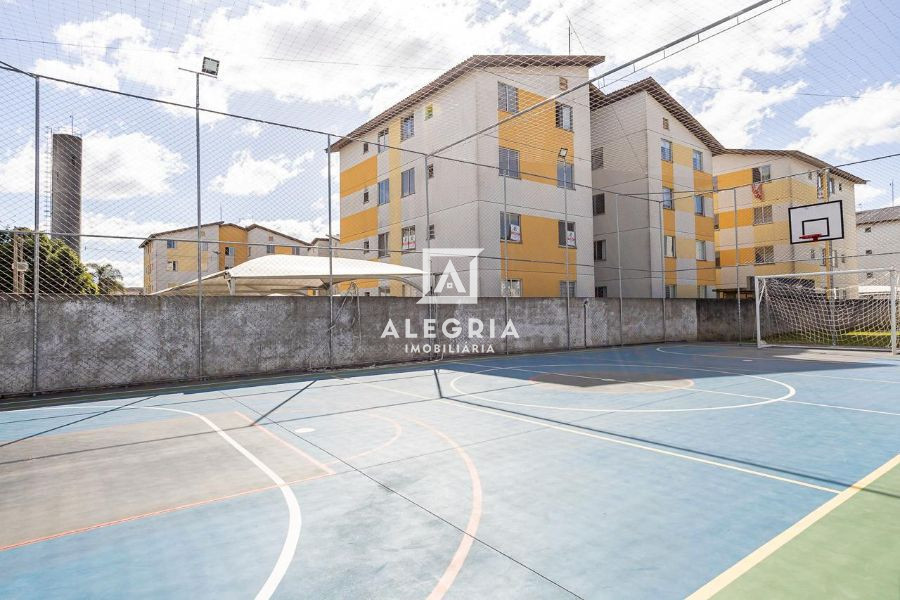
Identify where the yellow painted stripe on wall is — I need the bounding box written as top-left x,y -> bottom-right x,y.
716,169 -> 752,190
672,143 -> 692,168
718,208 -> 753,229
695,216 -> 715,241
665,257 -> 677,284
340,206 -> 378,243
696,260 -> 716,284
663,208 -> 675,234
340,155 -> 378,198
661,160 -> 674,189
694,170 -> 713,193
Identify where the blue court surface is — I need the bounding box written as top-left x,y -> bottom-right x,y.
1,342 -> 898,599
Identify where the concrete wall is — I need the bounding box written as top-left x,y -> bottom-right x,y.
1,296 -> 760,398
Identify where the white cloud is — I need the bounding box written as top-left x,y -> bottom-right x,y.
210,149 -> 314,196
239,122 -> 263,138
82,211 -> 186,239
82,131 -> 187,200
0,139 -> 35,194
697,80 -> 806,147
854,185 -> 891,211
792,82 -> 900,159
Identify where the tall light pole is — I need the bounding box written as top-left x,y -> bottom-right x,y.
179,56 -> 219,377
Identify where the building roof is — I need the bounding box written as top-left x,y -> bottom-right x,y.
857,205 -> 900,225
589,78 -> 725,153
140,222 -> 312,248
715,149 -> 867,184
153,254 -> 423,296
590,78 -> 866,184
328,54 -> 605,152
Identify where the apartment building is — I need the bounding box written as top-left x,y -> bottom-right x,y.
329,55 -> 602,298
713,150 -> 864,297
856,206 -> 900,279
590,78 -> 719,299
141,222 -> 310,293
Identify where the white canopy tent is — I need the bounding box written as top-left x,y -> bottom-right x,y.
153,254 -> 423,296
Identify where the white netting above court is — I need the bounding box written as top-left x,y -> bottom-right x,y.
756,268 -> 898,352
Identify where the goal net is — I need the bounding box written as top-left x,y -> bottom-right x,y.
755,268 -> 898,353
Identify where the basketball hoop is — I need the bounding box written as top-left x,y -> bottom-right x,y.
799,233 -> 823,242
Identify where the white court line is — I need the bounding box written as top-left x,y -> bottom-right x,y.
784,399 -> 900,418
448,362 -> 794,413
11,404 -> 302,600
687,453 -> 900,599
436,400 -> 838,494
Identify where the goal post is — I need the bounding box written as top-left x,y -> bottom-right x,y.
755,268 -> 898,354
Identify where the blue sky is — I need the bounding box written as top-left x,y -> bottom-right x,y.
1,0 -> 898,285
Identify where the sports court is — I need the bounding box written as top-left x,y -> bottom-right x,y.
1,342 -> 897,599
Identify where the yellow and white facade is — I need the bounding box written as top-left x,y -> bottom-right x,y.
141,222 -> 309,294
331,55 -> 602,297
712,151 -> 863,297
590,79 -> 717,299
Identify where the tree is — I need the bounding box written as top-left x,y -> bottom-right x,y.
86,262 -> 125,295
0,229 -> 98,295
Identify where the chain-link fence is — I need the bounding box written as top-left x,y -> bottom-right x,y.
2,51 -> 900,396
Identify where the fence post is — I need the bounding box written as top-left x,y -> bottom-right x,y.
658,198 -> 666,342
502,171 -> 509,355
891,268 -> 897,355
31,75 -> 40,395
326,134 -> 334,368
733,187 -> 741,344
614,192 -> 624,346
563,168 -> 571,350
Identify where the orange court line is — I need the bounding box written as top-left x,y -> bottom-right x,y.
231,411 -> 337,475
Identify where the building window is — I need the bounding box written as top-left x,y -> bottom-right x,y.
401,167 -> 415,197
500,212 -> 522,242
378,179 -> 390,205
498,82 -> 518,113
377,128 -> 388,153
555,103 -> 574,131
428,223 -> 435,239
401,226 -> 416,252
753,205 -> 773,225
425,104 -> 434,120
559,76 -> 568,91
698,285 -> 711,299
865,249 -> 873,255
662,187 -> 674,210
692,150 -> 703,171
362,141 -> 369,153
559,281 -> 576,297
755,245 -> 775,264
696,240 -> 707,261
715,251 -> 721,267
224,246 -> 234,256
594,239 -> 606,261
167,260 -> 177,271
557,162 -> 575,189
363,240 -> 370,254
377,232 -> 389,258
363,189 -> 370,203
694,195 -> 705,216
502,279 -> 522,297
828,177 -> 836,194
752,165 -> 771,183
867,272 -> 874,279
427,163 -> 434,179
166,240 -> 176,249
401,115 -> 414,141
499,147 -> 520,178
661,139 -> 673,162
864,226 -> 872,233
593,193 -> 606,215
292,246 -> 302,256
591,147 -> 604,170
662,117 -> 669,130
664,235 -> 676,258
665,284 -> 676,299
595,286 -> 607,298
558,220 -> 576,247
714,214 -> 720,230
266,245 -> 275,254
838,182 -> 843,191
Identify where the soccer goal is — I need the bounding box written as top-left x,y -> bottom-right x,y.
755,268 -> 898,353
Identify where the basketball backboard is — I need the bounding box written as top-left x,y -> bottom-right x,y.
788,200 -> 844,244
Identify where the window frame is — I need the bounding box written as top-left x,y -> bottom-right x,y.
692,149 -> 703,171
755,245 -> 775,264
694,194 -> 705,216
559,280 -> 576,298
502,278 -> 523,298
428,223 -> 435,240
695,239 -> 707,261
664,235 -> 676,258
166,240 -> 177,249
556,161 -> 575,190
662,187 -> 674,210
500,212 -> 522,243
591,146 -> 604,170
558,220 -> 576,248
499,147 -> 520,178
498,82 -> 519,113
753,205 -> 773,225
595,286 -> 608,298
400,115 -> 414,141
377,179 -> 390,205
594,239 -> 606,261
660,139 -> 673,162
401,225 -> 416,252
555,102 -> 574,131
593,193 -> 606,215
377,128 -> 389,153
401,167 -> 415,198
377,232 -> 390,258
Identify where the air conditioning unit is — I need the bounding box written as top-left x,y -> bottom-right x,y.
13,261 -> 29,272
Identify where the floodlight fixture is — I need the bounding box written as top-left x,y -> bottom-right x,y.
558,147 -> 568,159
201,57 -> 220,77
